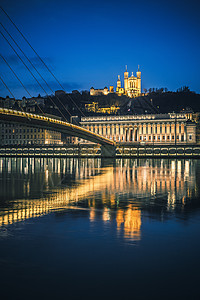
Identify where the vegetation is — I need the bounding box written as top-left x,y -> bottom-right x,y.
1,86 -> 200,120
143,86 -> 200,113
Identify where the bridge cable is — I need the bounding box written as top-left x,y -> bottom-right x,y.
0,53 -> 45,116
0,29 -> 68,121
0,73 -> 26,113
0,6 -> 86,118
0,22 -> 72,120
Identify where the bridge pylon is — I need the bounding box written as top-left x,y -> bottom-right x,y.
101,144 -> 116,158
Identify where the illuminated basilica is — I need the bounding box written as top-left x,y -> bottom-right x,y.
90,65 -> 141,98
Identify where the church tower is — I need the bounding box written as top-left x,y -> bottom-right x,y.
117,75 -> 121,88
136,65 -> 141,95
124,65 -> 129,93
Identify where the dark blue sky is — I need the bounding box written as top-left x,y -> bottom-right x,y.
0,0 -> 200,98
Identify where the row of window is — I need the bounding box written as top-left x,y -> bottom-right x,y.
86,124 -> 185,135
1,128 -> 44,134
1,135 -> 44,139
1,140 -> 45,145
140,135 -> 186,141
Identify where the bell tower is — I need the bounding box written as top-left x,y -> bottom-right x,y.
136,65 -> 141,95
117,75 -> 121,88
124,65 -> 129,92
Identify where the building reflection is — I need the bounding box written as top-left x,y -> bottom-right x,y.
0,157 -> 199,242
116,206 -> 141,241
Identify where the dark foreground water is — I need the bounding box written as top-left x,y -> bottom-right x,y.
0,157 -> 200,300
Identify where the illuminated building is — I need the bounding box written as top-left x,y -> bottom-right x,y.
85,102 -> 120,114
0,123 -> 62,145
116,65 -> 141,97
90,86 -> 110,96
79,112 -> 197,144
90,65 -> 141,98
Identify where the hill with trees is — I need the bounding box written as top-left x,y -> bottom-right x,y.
142,86 -> 200,113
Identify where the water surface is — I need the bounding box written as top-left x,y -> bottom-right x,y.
0,157 -> 200,299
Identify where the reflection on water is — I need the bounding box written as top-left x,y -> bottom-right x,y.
0,157 -> 199,242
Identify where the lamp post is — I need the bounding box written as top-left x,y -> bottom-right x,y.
175,113 -> 177,147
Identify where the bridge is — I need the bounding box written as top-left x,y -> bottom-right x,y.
0,108 -> 116,157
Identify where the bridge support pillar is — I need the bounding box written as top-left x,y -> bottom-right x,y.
101,145 -> 116,158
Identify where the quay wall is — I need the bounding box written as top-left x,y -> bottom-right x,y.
0,144 -> 200,158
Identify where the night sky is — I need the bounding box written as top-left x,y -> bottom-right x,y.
0,0 -> 200,98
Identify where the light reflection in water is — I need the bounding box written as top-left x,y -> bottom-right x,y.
0,157 -> 199,242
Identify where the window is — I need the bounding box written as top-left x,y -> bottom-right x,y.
189,134 -> 192,140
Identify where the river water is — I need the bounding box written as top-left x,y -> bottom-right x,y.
0,157 -> 200,299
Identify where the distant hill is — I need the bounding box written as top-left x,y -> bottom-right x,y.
56,89 -> 200,115
143,90 -> 200,113
51,91 -> 158,117
2,89 -> 199,121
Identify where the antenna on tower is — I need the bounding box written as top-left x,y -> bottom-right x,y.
138,65 -> 140,72
125,65 -> 127,72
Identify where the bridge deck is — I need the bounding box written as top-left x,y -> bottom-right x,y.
0,108 -> 115,146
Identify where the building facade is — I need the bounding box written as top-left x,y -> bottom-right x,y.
116,66 -> 141,97
85,102 -> 120,114
90,66 -> 141,98
78,113 -> 197,144
0,123 -> 62,146
90,86 -> 113,96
